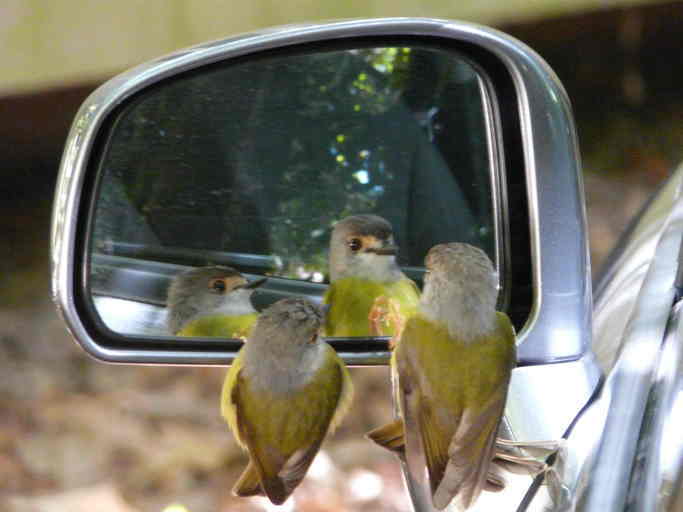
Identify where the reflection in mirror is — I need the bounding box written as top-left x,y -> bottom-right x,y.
166,266 -> 265,338
88,43 -> 502,340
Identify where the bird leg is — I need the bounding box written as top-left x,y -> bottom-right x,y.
492,438 -> 565,476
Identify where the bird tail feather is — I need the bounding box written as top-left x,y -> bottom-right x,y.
232,461 -> 263,498
366,420 -> 406,454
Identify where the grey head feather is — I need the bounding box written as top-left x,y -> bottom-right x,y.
333,214 -> 393,240
421,243 -> 499,342
243,297 -> 327,393
329,214 -> 404,283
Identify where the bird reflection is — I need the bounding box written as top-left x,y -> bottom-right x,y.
166,265 -> 265,339
323,214 -> 419,337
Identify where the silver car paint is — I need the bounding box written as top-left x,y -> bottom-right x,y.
522,164 -> 683,511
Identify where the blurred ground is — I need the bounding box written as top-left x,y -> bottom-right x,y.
2,204 -> 407,512
2,4 -> 682,511
0,186 -> 660,512
0,221 -> 402,511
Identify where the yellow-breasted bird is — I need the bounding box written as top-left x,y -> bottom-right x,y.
367,242 -> 516,510
166,265 -> 266,339
221,297 -> 354,505
323,214 -> 419,337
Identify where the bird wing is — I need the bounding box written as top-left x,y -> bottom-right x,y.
433,312 -> 517,510
433,380 -> 508,510
366,348 -> 407,452
366,419 -> 405,453
395,317 -> 453,498
327,344 -> 354,433
396,313 -> 516,511
230,349 -> 348,505
232,460 -> 263,498
220,349 -> 246,448
321,283 -> 339,336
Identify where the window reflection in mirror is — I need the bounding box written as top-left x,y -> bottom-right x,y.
88,43 -> 504,339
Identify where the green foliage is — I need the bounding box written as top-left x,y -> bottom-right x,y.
94,44 -> 495,281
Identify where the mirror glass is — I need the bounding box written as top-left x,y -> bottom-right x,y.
88,42 -> 503,339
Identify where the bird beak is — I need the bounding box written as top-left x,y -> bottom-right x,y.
237,277 -> 268,290
372,245 -> 398,256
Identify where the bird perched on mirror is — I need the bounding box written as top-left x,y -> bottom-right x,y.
366,242 -> 517,510
221,297 -> 353,505
323,214 -> 419,337
166,265 -> 266,339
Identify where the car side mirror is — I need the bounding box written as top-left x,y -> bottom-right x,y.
51,21 -> 600,490
52,18 -> 590,366
52,18 -> 599,456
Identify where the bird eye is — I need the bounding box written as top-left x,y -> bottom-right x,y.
209,279 -> 226,293
347,238 -> 362,252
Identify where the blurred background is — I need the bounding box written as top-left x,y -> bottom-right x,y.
2,1 -> 682,511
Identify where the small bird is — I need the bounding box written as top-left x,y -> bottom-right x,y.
323,214 -> 420,337
166,265 -> 266,339
221,297 -> 354,505
367,242 -> 516,510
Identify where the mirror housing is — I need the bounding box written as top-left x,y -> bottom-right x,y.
52,18 -> 591,367
51,20 -> 601,508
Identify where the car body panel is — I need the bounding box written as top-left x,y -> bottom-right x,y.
522,163 -> 683,511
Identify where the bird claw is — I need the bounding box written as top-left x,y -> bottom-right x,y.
492,438 -> 564,477
368,296 -> 406,348
368,296 -> 389,335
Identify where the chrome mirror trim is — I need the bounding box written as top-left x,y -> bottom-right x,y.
51,18 -> 598,512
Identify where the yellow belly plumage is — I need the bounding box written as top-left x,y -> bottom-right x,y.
322,276 -> 420,337
176,313 -> 258,339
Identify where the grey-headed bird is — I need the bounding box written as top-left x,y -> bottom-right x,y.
367,242 -> 516,510
323,214 -> 419,337
167,265 -> 265,339
221,297 -> 353,505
